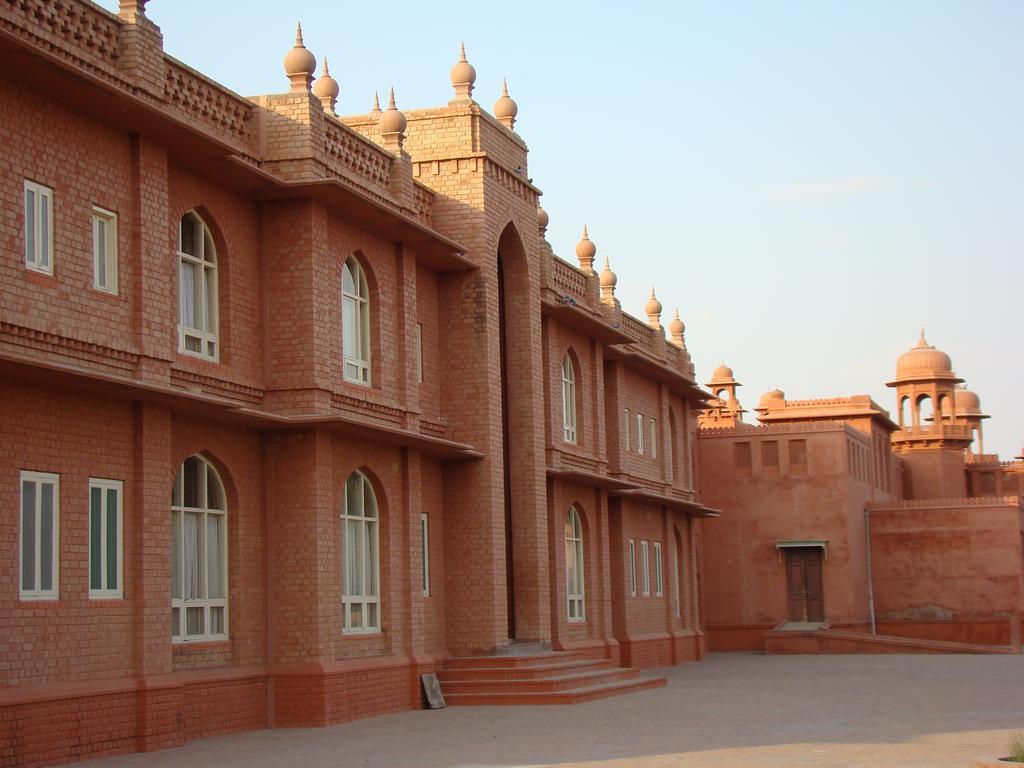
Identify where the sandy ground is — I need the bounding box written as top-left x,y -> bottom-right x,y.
79,653 -> 1024,768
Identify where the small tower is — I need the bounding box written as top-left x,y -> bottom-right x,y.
283,23 -> 316,93
952,384 -> 990,455
599,257 -> 619,308
576,225 -> 596,273
370,91 -> 382,114
887,330 -> 970,498
312,58 -> 340,116
493,79 -> 518,129
450,43 -> 476,103
698,364 -> 746,428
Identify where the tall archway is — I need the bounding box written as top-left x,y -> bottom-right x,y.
497,221 -> 545,640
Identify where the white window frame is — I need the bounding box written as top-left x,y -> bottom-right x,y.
562,354 -> 577,444
414,322 -> 424,384
342,470 -> 380,633
20,471 -> 60,600
640,540 -> 650,596
24,180 -> 54,274
654,541 -> 663,597
565,507 -> 585,622
89,478 -> 123,599
420,512 -> 430,597
171,455 -> 228,643
649,419 -> 658,459
92,206 -> 118,294
177,211 -> 219,361
342,256 -> 371,385
628,538 -> 637,596
624,409 -> 631,451
637,413 -> 644,455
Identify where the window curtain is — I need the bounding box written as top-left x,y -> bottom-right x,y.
180,260 -> 197,329
184,512 -> 200,600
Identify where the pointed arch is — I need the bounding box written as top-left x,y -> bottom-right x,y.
342,253 -> 373,385
177,209 -> 220,360
565,506 -> 585,622
561,348 -> 580,444
341,468 -> 381,632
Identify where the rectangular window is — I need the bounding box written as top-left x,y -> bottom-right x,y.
734,442 -> 752,476
636,413 -> 644,455
654,541 -> 663,597
649,418 -> 657,459
420,512 -> 430,597
628,539 -> 637,596
762,440 -> 779,474
640,540 -> 650,596
20,471 -> 59,600
790,439 -> 808,475
414,322 -> 423,384
24,180 -> 54,274
89,479 -> 123,599
92,206 -> 118,293
624,409 -> 631,451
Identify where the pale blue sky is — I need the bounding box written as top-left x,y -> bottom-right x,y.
101,1 -> 1023,458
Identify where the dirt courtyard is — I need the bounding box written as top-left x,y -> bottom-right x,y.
79,653 -> 1024,768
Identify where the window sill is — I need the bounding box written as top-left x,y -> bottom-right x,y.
341,631 -> 385,640
172,638 -> 230,648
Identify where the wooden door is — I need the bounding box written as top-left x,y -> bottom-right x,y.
785,547 -> 825,622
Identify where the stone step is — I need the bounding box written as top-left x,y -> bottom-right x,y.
438,659 -> 612,682
443,650 -> 584,670
763,627 -> 1020,655
444,675 -> 667,706
440,666 -> 640,694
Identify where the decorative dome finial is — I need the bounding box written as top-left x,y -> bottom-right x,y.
599,257 -> 619,308
576,224 -> 597,273
312,57 -> 340,116
371,91 -> 382,114
379,86 -> 408,150
668,308 -> 686,345
284,22 -> 317,93
450,42 -> 477,102
645,287 -> 663,330
493,78 -> 518,129
537,205 -> 549,235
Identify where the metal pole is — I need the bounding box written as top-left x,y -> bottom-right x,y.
864,506 -> 877,635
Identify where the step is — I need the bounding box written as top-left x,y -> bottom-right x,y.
440,666 -> 640,694
444,675 -> 667,706
438,659 -> 612,682
763,627 -> 1019,655
443,651 -> 583,670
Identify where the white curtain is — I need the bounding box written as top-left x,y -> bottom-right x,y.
180,260 -> 196,329
207,516 -> 223,599
184,512 -> 200,599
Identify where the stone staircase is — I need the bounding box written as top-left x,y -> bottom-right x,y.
438,648 -> 666,706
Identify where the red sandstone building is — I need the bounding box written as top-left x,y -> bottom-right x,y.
0,2 -> 717,765
699,337 -> 1024,654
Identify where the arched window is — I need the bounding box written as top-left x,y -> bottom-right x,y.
171,454 -> 227,642
342,257 -> 371,384
565,507 -> 585,622
561,354 -> 577,443
916,394 -> 934,425
939,394 -> 952,422
342,471 -> 379,632
899,396 -> 909,427
178,212 -> 218,360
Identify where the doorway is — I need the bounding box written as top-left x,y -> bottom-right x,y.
785,547 -> 825,622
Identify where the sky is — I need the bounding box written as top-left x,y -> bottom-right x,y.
99,1 -> 1023,458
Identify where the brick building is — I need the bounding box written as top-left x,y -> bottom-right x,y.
0,2 -> 716,765
698,337 -> 1024,653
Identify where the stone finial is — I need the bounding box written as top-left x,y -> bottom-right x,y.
493,79 -> 518,129
371,91 -> 382,114
537,205 -> 549,236
669,308 -> 686,347
575,224 -> 597,273
379,87 -> 408,151
599,256 -> 618,307
450,43 -> 477,102
312,57 -> 340,115
645,287 -> 663,330
118,0 -> 148,20
284,23 -> 316,93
